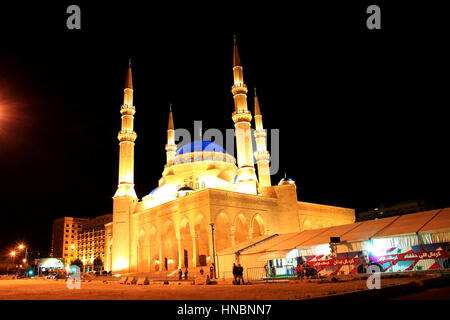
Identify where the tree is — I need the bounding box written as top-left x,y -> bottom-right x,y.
93,257 -> 103,271
72,259 -> 83,269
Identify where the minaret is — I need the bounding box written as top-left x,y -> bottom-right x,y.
165,103 -> 177,165
114,59 -> 137,198
112,59 -> 138,274
231,35 -> 258,194
253,88 -> 271,187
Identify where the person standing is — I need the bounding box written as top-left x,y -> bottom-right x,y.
264,263 -> 269,278
237,264 -> 244,285
184,268 -> 188,280
232,263 -> 238,285
210,263 -> 215,279
178,269 -> 182,280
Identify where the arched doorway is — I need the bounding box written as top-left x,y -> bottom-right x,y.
149,226 -> 160,271
234,214 -> 248,245
137,229 -> 149,273
179,218 -> 193,269
215,212 -> 231,253
252,215 -> 265,238
162,220 -> 177,271
195,214 -> 209,267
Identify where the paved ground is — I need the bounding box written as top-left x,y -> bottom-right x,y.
0,277 -> 417,300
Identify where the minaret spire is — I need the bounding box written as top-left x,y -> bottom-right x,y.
165,103 -> 177,165
114,60 -> 137,198
231,35 -> 258,194
253,88 -> 271,187
233,35 -> 241,67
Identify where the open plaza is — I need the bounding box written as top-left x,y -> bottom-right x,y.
0,273 -> 448,300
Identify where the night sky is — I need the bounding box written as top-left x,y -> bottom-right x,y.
0,2 -> 448,258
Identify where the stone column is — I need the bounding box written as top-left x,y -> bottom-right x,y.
191,233 -> 197,268
158,235 -> 163,271
248,226 -> 253,240
230,225 -> 236,247
176,232 -> 182,270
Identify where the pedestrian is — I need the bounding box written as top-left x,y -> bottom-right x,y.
299,263 -> 304,279
296,264 -> 301,279
178,269 -> 182,280
210,263 -> 215,279
237,264 -> 244,285
184,268 -> 188,280
232,263 -> 238,285
200,268 -> 204,275
264,263 -> 269,278
271,265 -> 276,278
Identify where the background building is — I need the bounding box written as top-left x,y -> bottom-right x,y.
76,214 -> 112,272
51,217 -> 89,265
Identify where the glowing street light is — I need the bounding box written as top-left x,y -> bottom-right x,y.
10,251 -> 16,257
18,244 -> 24,250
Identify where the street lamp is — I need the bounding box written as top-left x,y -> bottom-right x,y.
210,223 -> 218,279
10,251 -> 16,276
17,243 -> 28,262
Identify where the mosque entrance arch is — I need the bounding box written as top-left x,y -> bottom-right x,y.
137,229 -> 148,273
179,218 -> 193,269
252,215 -> 265,238
195,214 -> 209,266
149,226 -> 160,271
162,220 -> 178,271
215,212 -> 231,252
234,214 -> 248,245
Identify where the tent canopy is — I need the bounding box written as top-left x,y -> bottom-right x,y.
218,208 -> 450,260
418,208 -> 450,234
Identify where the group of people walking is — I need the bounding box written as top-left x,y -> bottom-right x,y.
232,263 -> 244,285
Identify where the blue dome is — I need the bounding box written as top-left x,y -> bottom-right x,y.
176,140 -> 228,155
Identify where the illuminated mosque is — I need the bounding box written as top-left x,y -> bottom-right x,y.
105,37 -> 355,274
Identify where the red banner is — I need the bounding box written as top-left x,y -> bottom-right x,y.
372,247 -> 448,264
308,257 -> 362,268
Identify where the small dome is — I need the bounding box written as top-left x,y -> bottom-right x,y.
278,176 -> 295,185
176,140 -> 228,156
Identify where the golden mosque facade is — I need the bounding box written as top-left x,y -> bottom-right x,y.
105,38 -> 355,274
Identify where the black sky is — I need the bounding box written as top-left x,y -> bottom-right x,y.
0,1 -> 448,257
